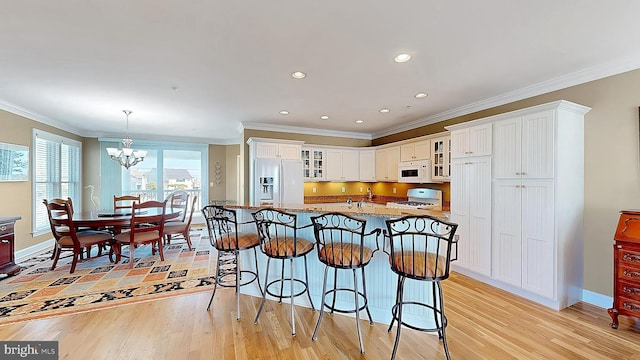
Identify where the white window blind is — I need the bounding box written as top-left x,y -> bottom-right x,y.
33,130 -> 81,235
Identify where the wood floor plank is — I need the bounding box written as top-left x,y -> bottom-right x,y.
1,272 -> 640,359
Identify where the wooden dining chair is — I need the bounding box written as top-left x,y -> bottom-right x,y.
114,195 -> 141,210
43,198 -> 114,273
164,195 -> 198,250
165,190 -> 189,222
111,199 -> 168,267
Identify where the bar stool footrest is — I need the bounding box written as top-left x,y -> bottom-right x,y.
216,269 -> 259,288
265,278 -> 309,300
391,301 -> 447,333
322,287 -> 369,314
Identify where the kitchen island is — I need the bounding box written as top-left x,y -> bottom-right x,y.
222,203 -> 451,326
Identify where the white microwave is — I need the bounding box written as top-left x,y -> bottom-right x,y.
398,160 -> 432,183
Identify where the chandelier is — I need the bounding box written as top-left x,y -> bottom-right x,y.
105,110 -> 147,169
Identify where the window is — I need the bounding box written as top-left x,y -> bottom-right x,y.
99,139 -> 207,212
32,130 -> 82,235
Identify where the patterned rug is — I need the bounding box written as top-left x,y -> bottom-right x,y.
0,229 -> 222,326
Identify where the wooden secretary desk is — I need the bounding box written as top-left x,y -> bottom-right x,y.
609,210 -> 640,328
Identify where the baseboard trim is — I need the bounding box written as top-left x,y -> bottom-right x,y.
15,239 -> 55,263
582,289 -> 612,309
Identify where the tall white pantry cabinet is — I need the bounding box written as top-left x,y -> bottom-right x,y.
446,100 -> 591,310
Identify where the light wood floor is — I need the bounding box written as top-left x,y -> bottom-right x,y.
1,272 -> 639,359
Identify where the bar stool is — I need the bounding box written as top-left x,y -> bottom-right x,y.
310,212 -> 381,354
202,205 -> 262,320
252,208 -> 316,336
384,215 -> 458,360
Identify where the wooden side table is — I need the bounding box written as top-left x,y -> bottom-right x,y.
608,210 -> 640,328
0,216 -> 21,276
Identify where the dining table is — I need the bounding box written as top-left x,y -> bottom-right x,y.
71,208 -> 182,232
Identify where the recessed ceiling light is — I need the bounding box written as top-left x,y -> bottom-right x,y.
394,53 -> 411,63
414,92 -> 428,99
291,71 -> 306,79
355,120 -> 364,124
320,115 -> 329,120
279,110 -> 289,115
379,108 -> 390,113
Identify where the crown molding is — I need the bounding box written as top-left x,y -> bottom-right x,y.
0,99 -> 89,136
241,121 -> 373,140
373,52 -> 640,139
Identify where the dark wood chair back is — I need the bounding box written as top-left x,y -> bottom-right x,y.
166,190 -> 189,222
114,195 -> 141,210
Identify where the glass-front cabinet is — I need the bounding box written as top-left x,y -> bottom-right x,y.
431,136 -> 451,181
301,147 -> 325,181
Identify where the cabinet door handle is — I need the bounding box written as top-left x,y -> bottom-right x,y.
515,172 -> 521,175
622,302 -> 640,311
0,239 -> 8,244
0,226 -> 6,231
622,286 -> 640,296
623,269 -> 640,279
623,254 -> 640,263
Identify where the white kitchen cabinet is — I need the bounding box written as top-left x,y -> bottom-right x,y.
493,110 -> 554,179
253,140 -> 302,160
359,149 -> 376,182
447,100 -> 590,310
326,149 -> 359,181
400,139 -> 431,162
301,147 -> 325,181
431,136 -> 450,182
449,157 -> 492,276
375,146 -> 400,182
450,123 -> 492,158
492,180 -> 554,298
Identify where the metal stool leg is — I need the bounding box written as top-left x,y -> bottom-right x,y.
312,265 -> 330,341
206,251 -> 222,311
235,250 -> 241,320
303,255 -> 316,311
330,267 -> 338,314
437,281 -> 451,360
253,247 -> 262,294
388,274 -> 402,332
431,281 -> 442,339
353,269 -> 365,354
279,259 -> 285,303
390,276 -> 406,360
360,266 -> 373,325
254,257 -> 272,324
290,258 -> 296,336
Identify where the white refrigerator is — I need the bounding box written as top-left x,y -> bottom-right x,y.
252,158 -> 304,207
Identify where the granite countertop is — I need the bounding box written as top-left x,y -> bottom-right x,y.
226,203 -> 449,221
0,216 -> 21,224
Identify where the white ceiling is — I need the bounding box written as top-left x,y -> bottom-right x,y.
2,1 -> 640,144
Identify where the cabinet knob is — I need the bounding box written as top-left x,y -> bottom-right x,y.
622,286 -> 640,296
623,269 -> 640,279
622,302 -> 640,311
0,226 -> 5,231
623,253 -> 640,263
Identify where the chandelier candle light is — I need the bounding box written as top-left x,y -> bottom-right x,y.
106,110 -> 147,169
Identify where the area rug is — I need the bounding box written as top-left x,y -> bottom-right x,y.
0,229 -> 223,326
